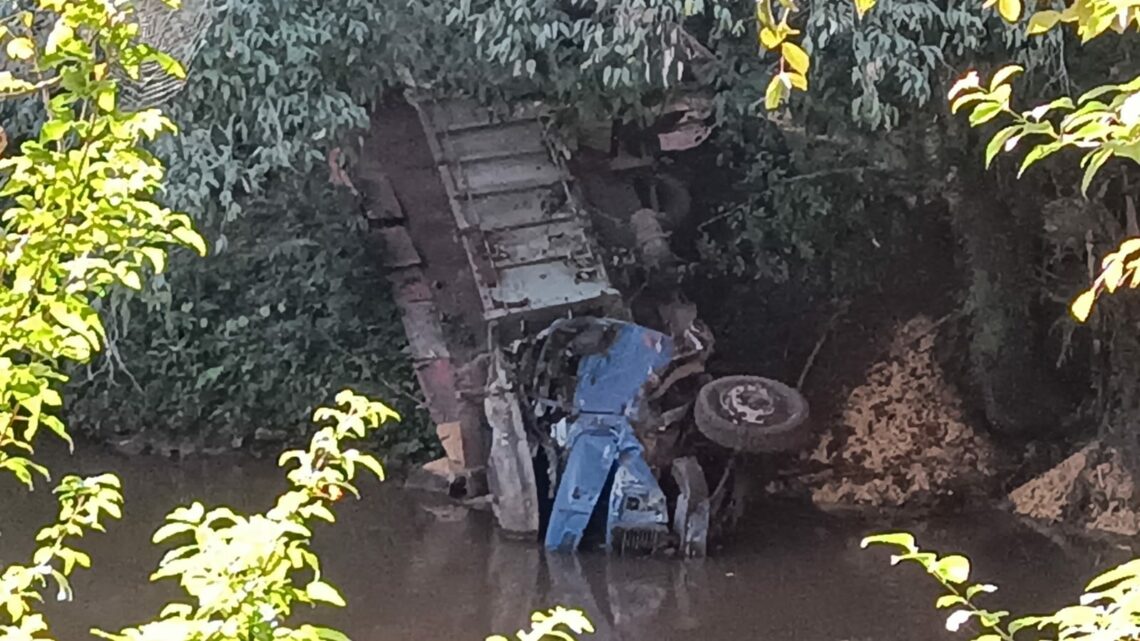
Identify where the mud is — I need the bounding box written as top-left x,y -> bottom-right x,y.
0,443 -> 1127,641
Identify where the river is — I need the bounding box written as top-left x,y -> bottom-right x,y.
0,444 -> 1127,641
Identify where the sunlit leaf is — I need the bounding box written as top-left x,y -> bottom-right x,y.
968,102 -> 1003,126
853,0 -> 877,18
1081,148 -> 1113,196
1027,10 -> 1062,34
948,72 -> 981,100
989,64 -> 1024,91
937,595 -> 967,609
1071,289 -> 1097,322
860,532 -> 917,552
306,581 -> 347,607
934,555 -> 971,584
997,0 -> 1021,21
781,42 -> 810,75
759,27 -> 783,49
764,74 -> 787,110
946,610 -> 974,632
6,37 -> 34,60
986,126 -> 1020,167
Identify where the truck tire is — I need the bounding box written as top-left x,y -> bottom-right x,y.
694,376 -> 811,453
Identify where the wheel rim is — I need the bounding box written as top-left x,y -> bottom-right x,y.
719,382 -> 778,425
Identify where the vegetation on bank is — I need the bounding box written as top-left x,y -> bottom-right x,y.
0,3 -> 587,639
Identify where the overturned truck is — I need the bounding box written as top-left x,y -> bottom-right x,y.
370,96 -> 811,556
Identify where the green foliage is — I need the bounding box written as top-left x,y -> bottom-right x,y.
487,608 -> 595,641
450,0 -> 746,119
94,390 -> 394,641
1,473 -> 122,639
864,532 -> 1140,641
67,181 -> 435,460
0,0 -> 203,484
934,0 -> 1140,323
52,0 -> 454,460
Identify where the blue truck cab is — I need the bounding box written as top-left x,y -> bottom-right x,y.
542,321 -> 675,553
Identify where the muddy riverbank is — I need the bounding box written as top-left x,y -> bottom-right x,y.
0,442 -> 1127,641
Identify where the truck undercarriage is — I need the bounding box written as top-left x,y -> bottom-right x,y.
369,95 -> 811,557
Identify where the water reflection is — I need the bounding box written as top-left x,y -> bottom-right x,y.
0,446 -> 1129,641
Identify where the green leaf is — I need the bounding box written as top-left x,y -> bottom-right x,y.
41,120 -> 70,142
1027,10 -> 1061,34
1081,148 -> 1113,196
354,454 -> 386,481
853,0 -> 877,18
1008,616 -> 1049,634
1018,142 -> 1063,177
97,89 -> 115,113
45,22 -> 74,56
968,102 -> 1003,126
948,72 -> 981,101
860,532 -> 917,552
313,627 -> 351,641
1087,559 -> 1140,591
781,42 -> 810,75
967,584 -> 998,598
989,64 -> 1024,91
784,71 -> 808,91
937,595 -> 967,609
158,603 -> 193,618
6,37 -> 34,60
1053,605 -> 1098,627
1071,289 -> 1097,322
140,246 -> 167,273
934,555 -> 971,584
171,226 -> 207,256
946,610 -> 976,632
759,27 -> 783,49
765,74 -> 787,110
152,521 -> 194,543
150,51 -> 186,80
997,0 -> 1021,22
306,581 -> 347,607
985,126 -> 1021,167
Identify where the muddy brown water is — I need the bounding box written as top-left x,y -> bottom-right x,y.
0,445 -> 1127,641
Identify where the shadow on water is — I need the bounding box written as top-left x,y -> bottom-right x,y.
0,445 -> 1128,641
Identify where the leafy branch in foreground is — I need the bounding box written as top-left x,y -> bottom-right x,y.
863,532 -> 1140,641
0,473 -> 123,641
934,0 -> 1140,324
0,0 -> 202,489
93,390 -> 395,641
487,607 -> 595,641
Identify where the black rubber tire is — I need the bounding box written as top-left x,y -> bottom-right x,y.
694,376 -> 811,453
